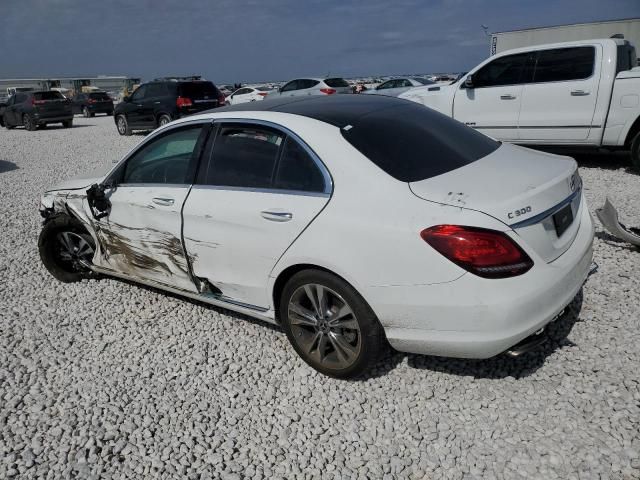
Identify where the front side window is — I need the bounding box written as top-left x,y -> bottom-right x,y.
130,85 -> 147,101
274,138 -> 325,193
532,47 -> 595,83
281,81 -> 299,92
473,52 -> 530,87
121,126 -> 203,184
204,126 -> 283,188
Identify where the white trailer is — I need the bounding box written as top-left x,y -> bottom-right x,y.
490,18 -> 640,55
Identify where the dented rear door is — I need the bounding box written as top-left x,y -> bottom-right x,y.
92,123 -> 209,291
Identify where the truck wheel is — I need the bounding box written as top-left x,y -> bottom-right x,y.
23,114 -> 37,131
116,115 -> 132,136
631,132 -> 640,172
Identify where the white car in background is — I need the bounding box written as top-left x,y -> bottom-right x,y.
269,77 -> 352,97
37,95 -> 594,378
226,86 -> 273,105
363,77 -> 435,97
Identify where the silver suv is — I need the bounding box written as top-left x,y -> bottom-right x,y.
270,77 -> 352,97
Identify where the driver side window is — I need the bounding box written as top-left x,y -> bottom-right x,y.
130,85 -> 147,102
472,53 -> 530,88
121,126 -> 203,185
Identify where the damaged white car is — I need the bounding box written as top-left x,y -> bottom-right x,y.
38,95 -> 595,378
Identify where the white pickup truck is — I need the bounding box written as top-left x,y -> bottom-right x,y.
400,38 -> 640,169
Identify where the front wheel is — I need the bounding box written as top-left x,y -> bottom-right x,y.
38,215 -> 96,283
116,114 -> 131,136
280,270 -> 385,378
157,114 -> 171,127
631,131 -> 640,172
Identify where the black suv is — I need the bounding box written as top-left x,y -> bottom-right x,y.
114,79 -> 225,135
72,91 -> 114,117
2,91 -> 73,131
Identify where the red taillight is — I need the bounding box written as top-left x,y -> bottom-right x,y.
420,225 -> 533,278
320,88 -> 336,95
257,92 -> 268,97
176,96 -> 193,108
88,98 -> 96,104
32,99 -> 45,106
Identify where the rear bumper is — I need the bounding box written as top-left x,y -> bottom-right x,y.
88,105 -> 113,113
33,114 -> 73,123
374,204 -> 595,358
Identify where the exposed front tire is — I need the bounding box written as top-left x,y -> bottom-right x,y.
24,114 -> 36,131
116,114 -> 132,136
631,131 -> 640,172
38,215 -> 97,283
279,270 -> 385,379
62,119 -> 73,128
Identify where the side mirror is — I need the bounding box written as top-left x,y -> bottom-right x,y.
464,75 -> 475,89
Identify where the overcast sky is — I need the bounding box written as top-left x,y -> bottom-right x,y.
1,0 -> 638,83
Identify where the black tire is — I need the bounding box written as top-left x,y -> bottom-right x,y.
62,119 -> 73,128
24,114 -> 36,131
116,114 -> 131,136
0,115 -> 4,127
157,114 -> 171,128
82,106 -> 90,118
37,123 -> 47,130
38,215 -> 96,283
631,131 -> 640,173
4,115 -> 14,129
279,269 -> 385,379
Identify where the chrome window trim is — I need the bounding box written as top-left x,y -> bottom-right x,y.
191,184 -> 330,198
210,117 -> 334,195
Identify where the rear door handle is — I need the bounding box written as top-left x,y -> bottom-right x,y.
261,210 -> 293,222
571,90 -> 590,96
500,94 -> 516,100
152,197 -> 175,206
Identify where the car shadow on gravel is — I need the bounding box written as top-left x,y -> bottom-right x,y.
0,160 -> 18,173
395,291 -> 585,380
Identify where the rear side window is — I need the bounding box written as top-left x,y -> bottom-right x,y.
205,126 -> 283,188
533,47 -> 594,83
324,78 -> 350,88
274,138 -> 325,193
178,81 -> 219,99
341,103 -> 500,182
34,91 -> 64,101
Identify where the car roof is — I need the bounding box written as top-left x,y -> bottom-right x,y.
208,94 -> 410,128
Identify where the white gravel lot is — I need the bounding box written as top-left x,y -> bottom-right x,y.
1,116 -> 639,479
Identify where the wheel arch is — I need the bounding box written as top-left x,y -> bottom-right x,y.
271,263 -> 367,324
624,115 -> 640,148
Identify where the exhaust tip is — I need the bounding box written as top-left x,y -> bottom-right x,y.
504,329 -> 547,357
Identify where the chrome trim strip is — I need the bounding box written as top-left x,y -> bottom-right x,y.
471,125 -> 601,130
190,184 -> 330,198
510,188 -> 581,229
211,117 -> 334,195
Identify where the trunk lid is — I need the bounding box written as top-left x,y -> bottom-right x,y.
409,143 -> 583,262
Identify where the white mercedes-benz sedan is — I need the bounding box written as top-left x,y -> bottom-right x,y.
38,95 -> 595,378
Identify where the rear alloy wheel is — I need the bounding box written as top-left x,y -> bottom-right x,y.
116,115 -> 131,136
82,106 -> 90,118
23,114 -> 36,131
38,215 -> 96,283
631,131 -> 640,172
158,114 -> 171,127
280,270 -> 384,378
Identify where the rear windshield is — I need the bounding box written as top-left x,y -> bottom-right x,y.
177,81 -> 219,99
89,92 -> 111,100
256,86 -> 272,91
324,78 -> 350,88
341,103 -> 500,182
34,91 -> 64,101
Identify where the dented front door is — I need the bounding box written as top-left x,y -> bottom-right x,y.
91,123 -> 208,292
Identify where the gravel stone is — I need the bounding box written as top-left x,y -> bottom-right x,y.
1,118 -> 639,478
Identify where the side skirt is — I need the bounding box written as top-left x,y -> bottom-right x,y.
90,265 -> 277,325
